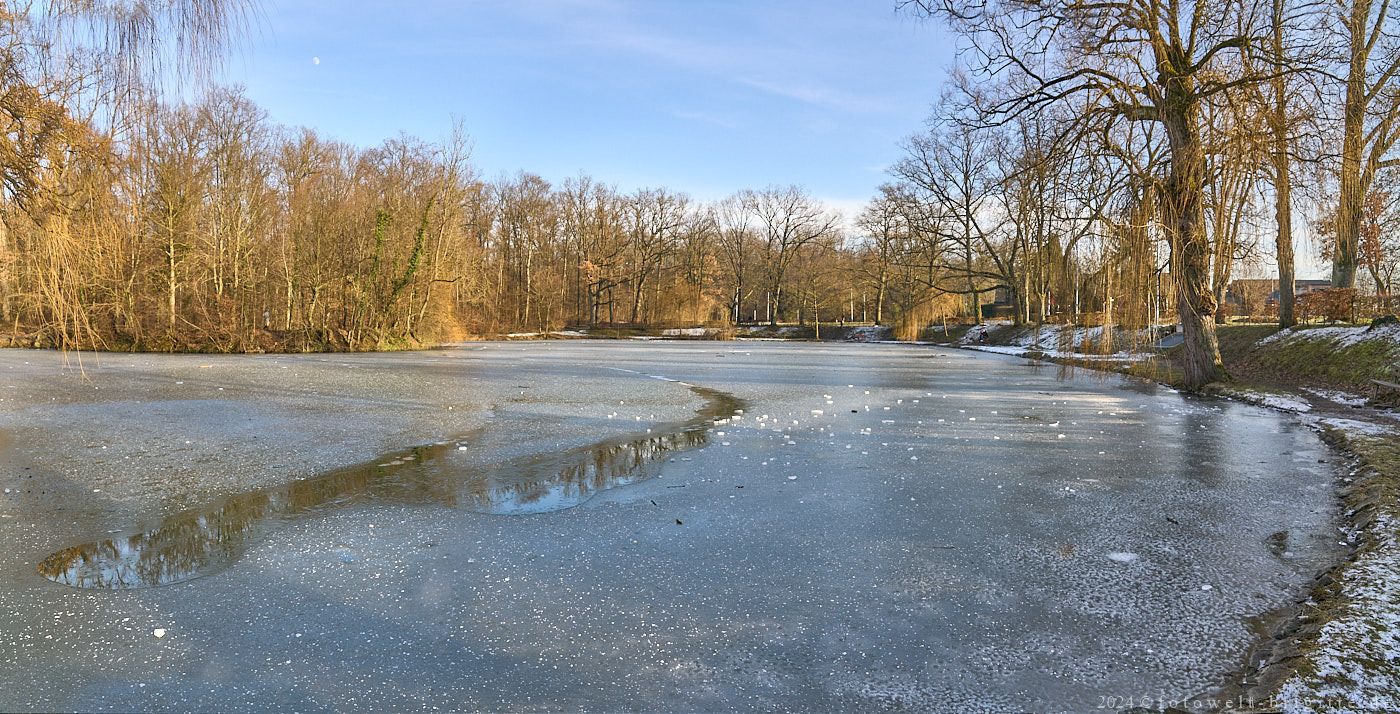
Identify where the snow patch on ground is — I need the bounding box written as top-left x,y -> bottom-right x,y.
503,330 -> 587,339
1279,511 -> 1400,713
1303,388 -> 1371,408
964,343 -> 1153,363
1301,416 -> 1399,438
1260,324 -> 1400,349
738,326 -> 810,338
843,326 -> 894,342
962,323 -> 1158,362
1255,393 -> 1314,413
1218,387 -> 1314,413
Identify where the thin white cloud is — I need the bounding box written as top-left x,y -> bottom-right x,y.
504,1 -> 891,114
738,78 -> 881,114
668,108 -> 741,129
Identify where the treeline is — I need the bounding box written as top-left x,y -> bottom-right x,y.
2,79 -> 1298,353
3,85 -> 874,350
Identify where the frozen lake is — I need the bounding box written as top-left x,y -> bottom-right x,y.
0,341 -> 1340,711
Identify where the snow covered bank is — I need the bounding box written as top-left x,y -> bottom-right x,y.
501,330 -> 588,339
1303,388 -> 1371,408
500,327 -> 727,340
960,323 -> 1159,363
1212,385 -> 1315,413
1260,323 -> 1400,350
736,324 -> 894,341
1277,431 -> 1400,714
1221,323 -> 1399,399
660,327 -> 713,337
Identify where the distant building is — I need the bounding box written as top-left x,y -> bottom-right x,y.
980,285 -> 1017,318
1296,279 -> 1333,295
1225,279 -> 1331,314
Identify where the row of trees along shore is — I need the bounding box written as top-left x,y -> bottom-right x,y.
3,1 -> 1400,389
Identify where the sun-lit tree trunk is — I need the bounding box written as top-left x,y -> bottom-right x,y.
1331,0 -> 1400,289
1162,77 -> 1227,385
1335,40 -> 1366,289
1268,0 -> 1298,326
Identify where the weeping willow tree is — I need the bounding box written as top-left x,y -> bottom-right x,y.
1,0 -> 255,348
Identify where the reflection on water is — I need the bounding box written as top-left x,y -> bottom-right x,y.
39,385 -> 744,589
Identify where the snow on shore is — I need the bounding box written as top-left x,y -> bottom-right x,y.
1280,509 -> 1400,713
1303,388 -> 1371,408
1260,324 -> 1400,349
961,323 -> 1157,362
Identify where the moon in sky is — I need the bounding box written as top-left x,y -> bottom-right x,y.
311,56 -> 321,65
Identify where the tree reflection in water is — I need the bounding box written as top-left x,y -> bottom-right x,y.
38,386 -> 744,589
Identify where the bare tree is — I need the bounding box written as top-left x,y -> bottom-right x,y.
1329,0 -> 1400,288
1247,0 -> 1319,325
622,188 -> 688,323
714,194 -> 756,323
902,0 -> 1285,388
747,186 -> 840,325
895,115 -> 1012,322
855,185 -> 911,324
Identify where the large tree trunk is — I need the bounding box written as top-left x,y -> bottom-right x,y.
1272,132 -> 1296,325
629,270 -> 646,324
166,224 -> 177,333
1162,81 -> 1227,389
1269,6 -> 1295,327
964,239 -> 978,320
770,282 -> 782,326
875,270 -> 887,324
1335,110 -> 1364,288
733,269 -> 744,324
1334,0 -> 1370,289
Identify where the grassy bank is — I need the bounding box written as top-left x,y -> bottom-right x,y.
945,321 -> 1398,396
1211,324 -> 1399,391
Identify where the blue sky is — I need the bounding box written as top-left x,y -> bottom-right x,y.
223,0 -> 954,214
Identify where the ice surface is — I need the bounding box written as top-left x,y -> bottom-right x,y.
0,341 -> 1344,713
